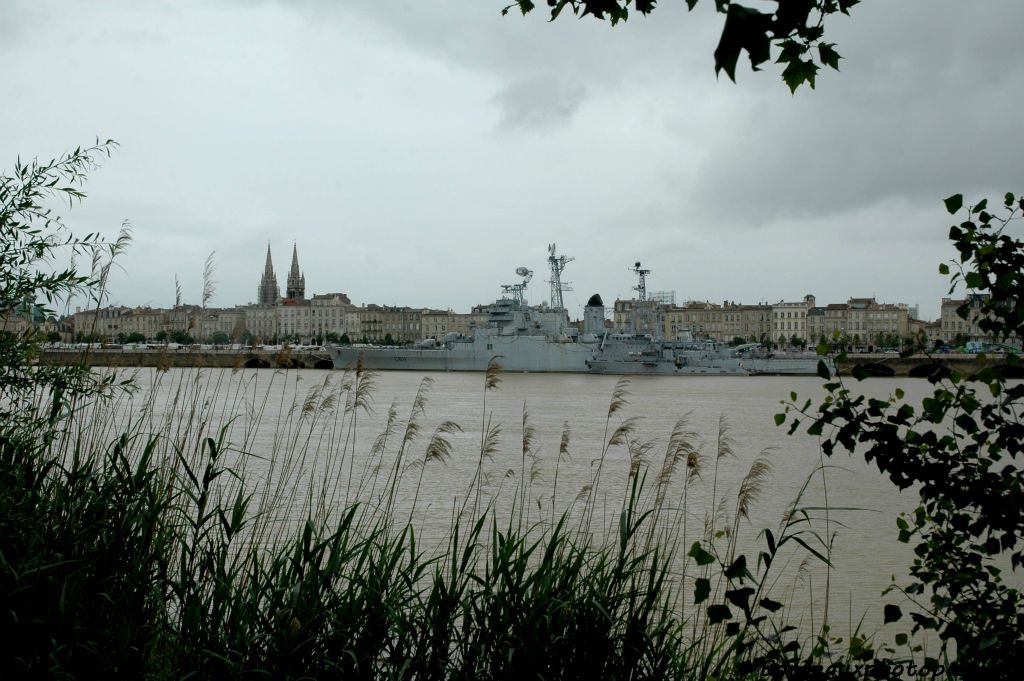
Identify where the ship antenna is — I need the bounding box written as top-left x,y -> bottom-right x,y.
502,266 -> 533,306
629,261 -> 661,338
631,261 -> 651,302
547,243 -> 574,310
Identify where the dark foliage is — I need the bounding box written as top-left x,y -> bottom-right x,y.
781,193 -> 1024,676
504,0 -> 859,91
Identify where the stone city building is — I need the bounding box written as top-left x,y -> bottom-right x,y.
939,294 -> 997,344
810,298 -> 910,346
772,295 -> 815,344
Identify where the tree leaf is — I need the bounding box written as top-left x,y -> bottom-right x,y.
781,57 -> 818,93
688,541 -> 715,566
725,586 -> 754,611
714,4 -> 773,82
773,0 -> 813,36
707,604 -> 732,624
818,42 -> 841,70
944,194 -> 963,214
724,555 -> 750,581
694,577 -> 711,604
883,604 -> 903,623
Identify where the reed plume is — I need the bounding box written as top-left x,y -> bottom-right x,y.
382,377 -> 433,519
551,419 -> 571,526
708,414 -> 736,540
360,400 -> 399,507
583,378 -> 633,539
484,354 -> 503,392
465,356 -> 503,520
517,401 -> 537,525
607,376 -> 630,417
408,420 -> 462,521
201,250 -> 216,309
651,414 -> 700,552
729,454 -> 774,564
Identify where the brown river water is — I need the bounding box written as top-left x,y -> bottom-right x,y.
76,366 -> 1019,653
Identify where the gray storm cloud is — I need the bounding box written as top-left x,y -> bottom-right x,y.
1,0 -> 1022,319
495,76 -> 589,130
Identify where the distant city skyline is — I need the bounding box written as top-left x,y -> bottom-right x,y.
4,1 -> 1022,321
91,240 -> 941,321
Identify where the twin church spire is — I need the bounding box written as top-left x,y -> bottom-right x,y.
257,242 -> 305,305
286,243 -> 306,300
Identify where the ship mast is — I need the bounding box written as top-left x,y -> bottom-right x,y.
630,261 -> 661,337
547,244 -> 574,311
501,266 -> 534,307
631,261 -> 651,301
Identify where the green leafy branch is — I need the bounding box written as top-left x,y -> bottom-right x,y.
502,0 -> 859,92
775,192 -> 1024,676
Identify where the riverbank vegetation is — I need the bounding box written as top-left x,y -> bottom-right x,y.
780,193 -> 1024,675
0,358 -> 905,680
3,146 -> 1019,678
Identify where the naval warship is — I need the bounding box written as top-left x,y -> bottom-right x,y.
326,246 -> 826,376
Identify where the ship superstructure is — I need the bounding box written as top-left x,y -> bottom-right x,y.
327,245 -> 599,373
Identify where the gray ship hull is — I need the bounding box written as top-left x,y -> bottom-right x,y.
327,335 -> 595,373
329,344 -> 827,376
586,359 -> 749,375
742,357 -> 825,375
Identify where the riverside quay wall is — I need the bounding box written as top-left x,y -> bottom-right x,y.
38,348 -> 334,370
37,348 -> 1024,377
837,352 -> 1024,378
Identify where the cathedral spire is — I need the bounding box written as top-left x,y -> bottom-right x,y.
264,244 -> 274,276
286,242 -> 305,299
289,243 -> 300,279
286,242 -> 306,300
257,243 -> 280,306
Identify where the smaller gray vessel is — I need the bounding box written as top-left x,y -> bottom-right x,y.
584,264 -> 749,375
586,264 -> 830,375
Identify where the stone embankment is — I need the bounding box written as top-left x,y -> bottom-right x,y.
836,352 -> 1023,378
38,348 -> 334,370
37,349 -> 1022,377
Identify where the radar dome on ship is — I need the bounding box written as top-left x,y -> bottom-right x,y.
586,294 -> 604,307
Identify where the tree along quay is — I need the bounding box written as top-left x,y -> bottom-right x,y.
835,352 -> 1024,378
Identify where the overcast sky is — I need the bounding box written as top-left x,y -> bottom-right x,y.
3,0 -> 1022,320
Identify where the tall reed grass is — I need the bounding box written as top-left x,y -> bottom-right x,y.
0,362 -> 921,679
